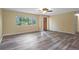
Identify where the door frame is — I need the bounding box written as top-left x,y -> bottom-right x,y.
43,16 -> 47,31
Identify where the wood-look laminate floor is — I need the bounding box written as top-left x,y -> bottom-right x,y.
0,31 -> 79,50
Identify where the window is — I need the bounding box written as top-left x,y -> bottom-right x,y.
16,16 -> 37,25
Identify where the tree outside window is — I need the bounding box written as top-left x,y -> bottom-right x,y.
16,16 -> 37,25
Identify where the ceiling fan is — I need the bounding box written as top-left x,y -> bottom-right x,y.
39,8 -> 53,14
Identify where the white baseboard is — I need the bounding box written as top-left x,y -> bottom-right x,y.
48,30 -> 75,34
3,30 -> 75,37
3,31 -> 40,36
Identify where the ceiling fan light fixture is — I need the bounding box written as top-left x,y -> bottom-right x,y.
38,8 -> 52,14
43,8 -> 48,11
42,8 -> 48,14
43,10 -> 47,14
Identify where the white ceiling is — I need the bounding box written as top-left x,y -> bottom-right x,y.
3,8 -> 79,16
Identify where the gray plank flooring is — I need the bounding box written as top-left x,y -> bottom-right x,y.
0,31 -> 79,50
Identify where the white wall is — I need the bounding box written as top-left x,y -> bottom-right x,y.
3,10 -> 41,36
48,12 -> 75,34
0,9 -> 2,43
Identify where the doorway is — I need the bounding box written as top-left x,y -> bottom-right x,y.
74,14 -> 79,33
43,17 -> 47,31
76,16 -> 79,33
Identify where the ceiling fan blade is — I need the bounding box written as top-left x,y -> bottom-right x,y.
48,10 -> 53,12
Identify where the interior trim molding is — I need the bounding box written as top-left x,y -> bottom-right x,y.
48,30 -> 75,34
3,31 -> 40,36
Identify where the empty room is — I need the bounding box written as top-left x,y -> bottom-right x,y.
0,8 -> 79,50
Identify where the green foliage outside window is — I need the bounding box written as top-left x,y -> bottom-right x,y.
16,16 -> 37,25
